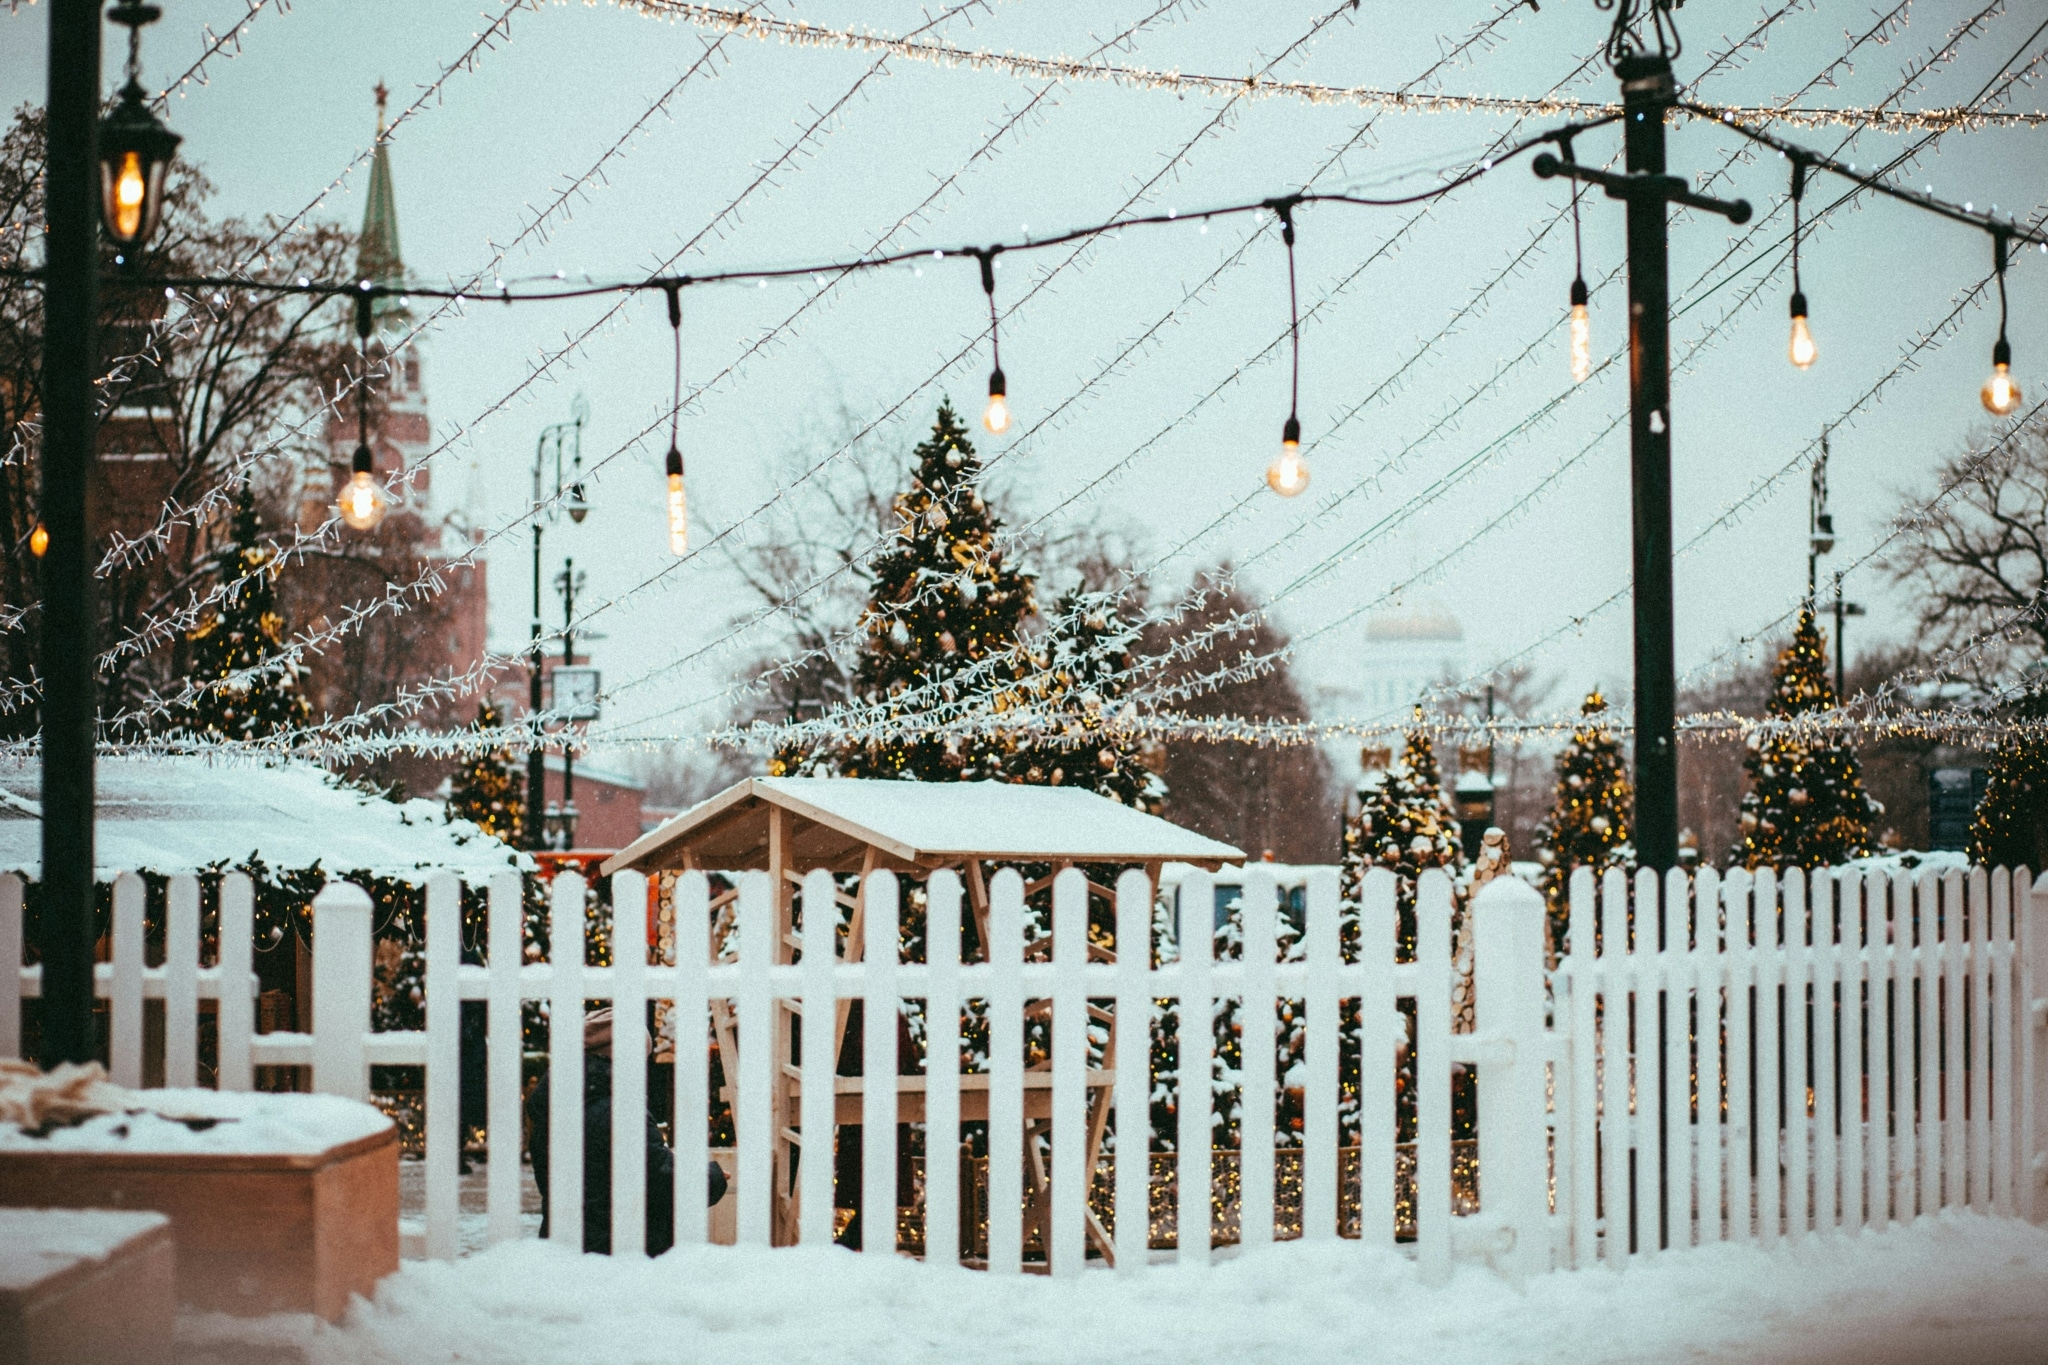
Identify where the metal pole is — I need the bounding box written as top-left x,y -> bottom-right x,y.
559,559 -> 576,851
1620,53 -> 1678,875
38,0 -> 102,1067
1833,570 -> 1846,700
527,488 -> 544,852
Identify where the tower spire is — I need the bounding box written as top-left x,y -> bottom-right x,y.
358,81 -> 404,311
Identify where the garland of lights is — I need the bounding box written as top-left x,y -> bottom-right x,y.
623,0 -> 2046,134
28,0 -> 2015,757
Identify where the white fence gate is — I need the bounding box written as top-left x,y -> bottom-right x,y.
5,861 -> 2045,1276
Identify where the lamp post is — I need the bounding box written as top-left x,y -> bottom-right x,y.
527,400 -> 588,851
40,0 -> 179,1066
1532,52 -> 1751,874
553,560 -> 587,850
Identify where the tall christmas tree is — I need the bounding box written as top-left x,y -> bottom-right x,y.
174,485 -> 311,741
1534,688 -> 1634,955
1340,722 -> 1463,958
447,699 -> 525,845
827,401 -> 1036,782
1001,588 -> 1164,810
1731,608 -> 1878,868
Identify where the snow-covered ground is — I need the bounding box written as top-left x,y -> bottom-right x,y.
177,1215 -> 2048,1365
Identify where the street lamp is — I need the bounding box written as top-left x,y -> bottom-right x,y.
98,1 -> 179,260
527,397 -> 589,850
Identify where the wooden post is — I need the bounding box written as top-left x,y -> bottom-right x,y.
2024,872 -> 2048,1224
1473,874 -> 1549,1278
310,881 -> 373,1103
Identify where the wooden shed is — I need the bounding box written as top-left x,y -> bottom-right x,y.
601,777 -> 1243,1257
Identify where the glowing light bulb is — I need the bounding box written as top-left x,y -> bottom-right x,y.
1788,291 -> 1816,370
1568,278 -> 1590,385
113,151 -> 146,243
665,445 -> 688,555
983,367 -> 1010,435
338,443 -> 390,530
28,524 -> 48,558
1267,416 -> 1308,497
1982,361 -> 2021,416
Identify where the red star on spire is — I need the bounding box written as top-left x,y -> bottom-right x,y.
374,81 -> 388,110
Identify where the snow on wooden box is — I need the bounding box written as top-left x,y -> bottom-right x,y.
0,1090 -> 397,1321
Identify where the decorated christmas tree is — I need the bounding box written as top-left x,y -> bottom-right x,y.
1534,688 -> 1634,955
1968,693 -> 2048,868
446,699 -> 526,846
1001,588 -> 1164,810
1731,608 -> 1878,868
826,401 -> 1037,782
1340,721 -> 1463,958
174,485 -> 311,741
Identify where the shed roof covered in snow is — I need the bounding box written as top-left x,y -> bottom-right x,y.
600,776 -> 1243,876
0,757 -> 528,880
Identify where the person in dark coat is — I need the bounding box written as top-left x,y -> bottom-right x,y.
527,1007 -> 727,1255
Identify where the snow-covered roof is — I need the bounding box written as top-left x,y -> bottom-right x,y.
601,776 -> 1243,876
0,757 -> 529,880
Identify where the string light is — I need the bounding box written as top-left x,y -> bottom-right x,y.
661,283 -> 689,555
1787,155 -> 1816,369
1563,134 -> 1592,384
1266,201 -> 1309,497
29,526 -> 48,559
626,0 -> 2047,135
978,249 -> 1010,435
1982,230 -> 2021,415
337,291 -> 390,532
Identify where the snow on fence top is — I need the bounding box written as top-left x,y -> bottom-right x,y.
602,776 -> 1244,876
0,758 -> 527,880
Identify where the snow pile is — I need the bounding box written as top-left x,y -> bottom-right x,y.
0,1088 -> 391,1155
178,1215 -> 2048,1364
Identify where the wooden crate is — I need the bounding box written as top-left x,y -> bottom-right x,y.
0,1126 -> 397,1322
0,1208 -> 175,1364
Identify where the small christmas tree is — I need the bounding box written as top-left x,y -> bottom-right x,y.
1731,609 -> 1878,869
1001,588 -> 1164,810
174,485 -> 311,741
1534,688 -> 1634,955
827,401 -> 1037,782
1341,721 -> 1463,958
447,699 -> 526,846
1968,694 -> 2048,869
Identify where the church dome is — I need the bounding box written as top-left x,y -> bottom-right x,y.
1365,607 -> 1463,642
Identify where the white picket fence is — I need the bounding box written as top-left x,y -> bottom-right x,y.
5,860 -> 2046,1277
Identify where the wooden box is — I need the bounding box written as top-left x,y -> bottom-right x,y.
0,1125 -> 397,1322
0,1208 -> 175,1364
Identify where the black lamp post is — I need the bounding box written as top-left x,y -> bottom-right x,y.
527,400 -> 588,851
39,0 -> 179,1067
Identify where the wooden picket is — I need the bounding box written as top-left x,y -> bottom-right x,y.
5,857 -> 2046,1276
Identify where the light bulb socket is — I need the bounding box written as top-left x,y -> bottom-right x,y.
1789,290 -> 1809,321
988,367 -> 1006,399
1282,414 -> 1301,446
665,444 -> 684,478
1569,276 -> 1588,308
1994,336 -> 2012,369
351,442 -> 374,476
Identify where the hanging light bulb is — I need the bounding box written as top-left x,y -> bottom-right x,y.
1787,291 -> 1817,370
338,443 -> 390,531
1267,415 -> 1309,497
665,445 -> 688,555
984,367 -> 1010,435
1568,277 -> 1591,384
1982,338 -> 2021,416
29,524 -> 48,558
1982,234 -> 2021,416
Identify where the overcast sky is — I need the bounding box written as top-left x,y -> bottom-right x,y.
5,0 -> 2046,762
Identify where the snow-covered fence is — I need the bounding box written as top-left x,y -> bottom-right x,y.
5,861 -> 2045,1277
1551,863 -> 2048,1266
